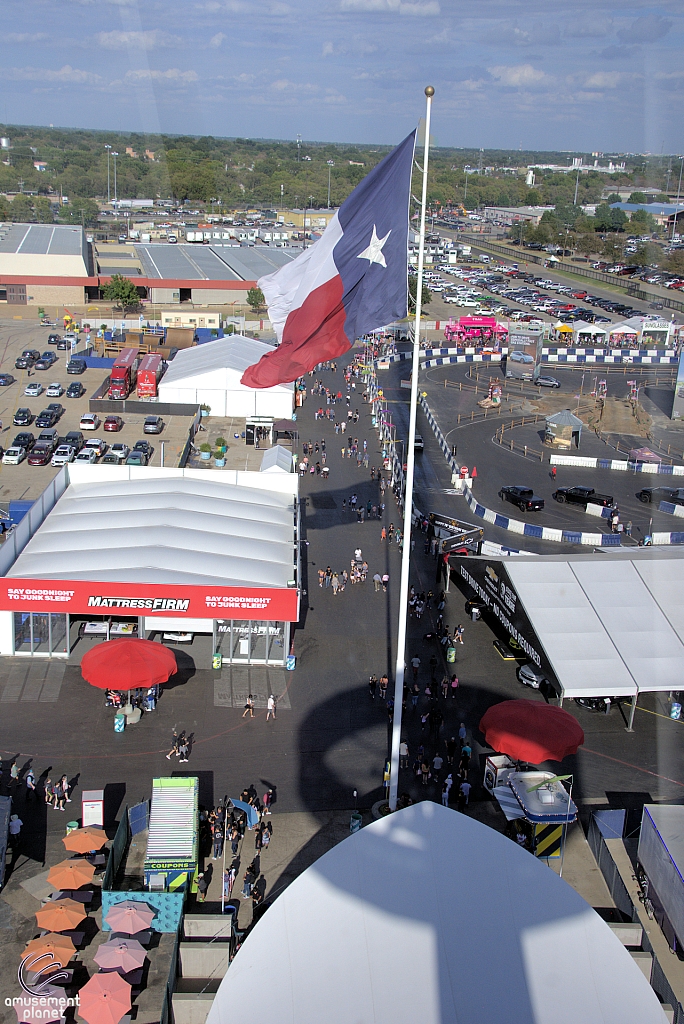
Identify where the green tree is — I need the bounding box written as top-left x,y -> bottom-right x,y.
629,209 -> 657,234
408,276 -> 431,307
246,286 -> 265,311
576,234 -> 597,256
58,197 -> 100,227
665,251 -> 684,276
628,192 -> 648,203
101,274 -> 141,312
9,195 -> 34,221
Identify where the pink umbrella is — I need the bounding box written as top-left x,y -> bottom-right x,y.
94,938 -> 146,974
104,900 -> 155,935
77,973 -> 131,1024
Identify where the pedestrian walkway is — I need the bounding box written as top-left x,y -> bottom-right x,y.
1,661 -> 64,702
213,667 -> 291,710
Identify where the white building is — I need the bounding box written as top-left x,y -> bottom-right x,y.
158,336 -> 294,419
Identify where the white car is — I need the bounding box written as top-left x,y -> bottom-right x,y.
75,447 -> 97,463
51,445 -> 75,466
46,382 -> 64,397
2,446 -> 26,465
84,438 -> 108,457
79,413 -> 101,431
24,382 -> 44,397
460,298 -> 480,308
109,443 -> 130,460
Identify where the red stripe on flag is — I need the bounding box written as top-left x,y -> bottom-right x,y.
241,275 -> 350,388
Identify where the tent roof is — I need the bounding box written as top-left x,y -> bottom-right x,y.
260,445 -> 293,474
160,336 -> 292,392
7,474 -> 295,588
504,550 -> 684,697
545,409 -> 583,427
207,803 -> 667,1024
573,321 -> 608,335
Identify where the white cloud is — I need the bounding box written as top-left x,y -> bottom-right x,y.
96,30 -> 182,50
4,33 -> 49,43
340,0 -> 440,14
210,32 -> 226,47
324,89 -> 347,104
488,63 -> 548,87
271,79 -> 318,94
322,40 -> 334,56
123,68 -> 199,84
0,64 -> 101,84
582,71 -> 624,89
617,15 -> 672,43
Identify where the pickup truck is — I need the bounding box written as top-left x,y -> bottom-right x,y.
553,486 -> 614,509
499,486 -> 545,512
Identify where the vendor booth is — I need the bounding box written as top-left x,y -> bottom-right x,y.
144,777 -> 199,894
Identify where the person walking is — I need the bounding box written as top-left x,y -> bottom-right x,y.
458,779 -> 471,812
411,683 -> 420,711
446,736 -> 457,766
166,730 -> 183,759
551,465 -> 557,481
243,694 -> 255,719
381,526 -> 387,542
331,573 -> 339,595
178,736 -> 190,763
421,761 -> 430,786
25,768 -> 36,801
369,674 -> 377,700
455,624 -> 465,645
373,573 -> 382,592
266,694 -> 277,721
382,573 -> 389,592
379,675 -> 388,701
451,675 -> 459,699
411,655 -> 420,681
196,873 -> 208,903
441,781 -> 450,807
458,722 -> 467,747
263,789 -> 273,815
43,777 -> 54,808
230,825 -> 240,857
224,865 -> 236,900
399,741 -> 409,768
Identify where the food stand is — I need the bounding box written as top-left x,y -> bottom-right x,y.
144,777 -> 199,895
491,770 -> 577,859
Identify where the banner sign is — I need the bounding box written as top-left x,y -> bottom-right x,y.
506,324 -> 544,381
0,578 -> 299,621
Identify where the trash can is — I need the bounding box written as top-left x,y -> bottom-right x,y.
286,654 -> 296,671
671,702 -> 681,721
350,812 -> 362,834
114,713 -> 125,733
212,652 -> 223,670
471,607 -> 481,622
446,646 -> 456,664
66,821 -> 79,835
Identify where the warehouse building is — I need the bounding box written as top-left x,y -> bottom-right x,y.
0,222 -> 94,305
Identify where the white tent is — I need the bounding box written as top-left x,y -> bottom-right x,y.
158,336 -> 294,419
260,445 -> 294,474
207,803 -> 667,1024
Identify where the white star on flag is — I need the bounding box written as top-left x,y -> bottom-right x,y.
356,225 -> 391,268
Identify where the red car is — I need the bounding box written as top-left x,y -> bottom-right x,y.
104,415 -> 124,432
571,290 -> 587,299
27,445 -> 54,466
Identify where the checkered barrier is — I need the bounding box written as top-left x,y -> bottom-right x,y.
586,503 -> 614,519
659,501 -> 684,518
462,484 -> 621,547
651,531 -> 684,545
480,540 -> 536,557
550,454 -> 684,476
375,347 -> 677,367
419,394 -> 460,477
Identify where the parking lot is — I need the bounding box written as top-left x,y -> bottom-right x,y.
0,320 -> 196,501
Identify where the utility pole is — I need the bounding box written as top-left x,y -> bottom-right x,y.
573,164 -> 581,206
296,134 -> 302,162
672,156 -> 684,242
327,160 -> 334,209
112,152 -> 119,203
105,145 -> 111,203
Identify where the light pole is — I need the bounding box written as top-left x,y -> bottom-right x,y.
672,155 -> 684,242
112,152 -> 119,203
573,164 -> 581,207
327,160 -> 334,209
105,145 -> 111,203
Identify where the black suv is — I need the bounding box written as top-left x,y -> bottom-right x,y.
66,359 -> 86,375
64,430 -> 85,452
637,486 -> 684,505
66,382 -> 86,399
553,486 -> 614,509
13,408 -> 34,426
15,349 -> 40,369
35,409 -> 58,428
12,432 -> 35,451
499,486 -> 545,512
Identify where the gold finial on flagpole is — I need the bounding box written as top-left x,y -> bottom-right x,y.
425,86 -> 435,97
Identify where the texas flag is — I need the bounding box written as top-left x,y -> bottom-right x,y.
241,130 -> 416,388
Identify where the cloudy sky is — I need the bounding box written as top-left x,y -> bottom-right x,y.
1,0 -> 682,152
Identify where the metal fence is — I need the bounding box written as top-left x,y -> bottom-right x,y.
160,929 -> 180,1024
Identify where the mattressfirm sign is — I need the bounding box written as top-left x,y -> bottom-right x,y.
0,579 -> 299,621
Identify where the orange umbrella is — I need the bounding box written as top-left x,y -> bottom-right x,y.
47,858 -> 95,891
36,898 -> 87,932
78,972 -> 131,1024
63,827 -> 108,854
23,932 -> 75,965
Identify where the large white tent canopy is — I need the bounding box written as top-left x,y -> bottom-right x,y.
8,474 -> 296,588
207,803 -> 667,1024
504,551 -> 684,699
158,336 -> 294,418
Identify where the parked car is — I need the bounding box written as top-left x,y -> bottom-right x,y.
75,447 -> 98,464
66,382 -> 86,398
574,696 -> 628,713
46,382 -> 64,397
27,444 -> 54,466
109,443 -> 130,460
499,486 -> 545,512
46,403 -> 64,420
101,452 -> 122,464
414,434 -> 424,452
84,438 -> 108,457
535,376 -> 561,389
125,450 -> 149,466
24,382 -> 44,397
51,445 -> 75,466
66,359 -> 86,375
37,428 -> 59,448
40,352 -> 57,366
64,431 -> 85,452
553,486 -> 614,509
13,408 -> 34,426
103,415 -> 124,432
2,446 -> 26,465
133,440 -> 154,459
47,334 -> 62,345
35,409 -> 58,428
143,416 -> 164,434
12,432 -> 35,451
79,413 -> 101,431
15,353 -> 37,370
34,358 -> 54,371
637,486 -> 684,505
0,374 -> 16,387
57,338 -> 70,351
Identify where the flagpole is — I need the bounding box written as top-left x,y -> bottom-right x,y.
388,85 -> 434,812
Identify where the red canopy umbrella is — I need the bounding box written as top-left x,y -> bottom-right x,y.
479,699 -> 584,764
81,638 -> 176,691
77,972 -> 131,1024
